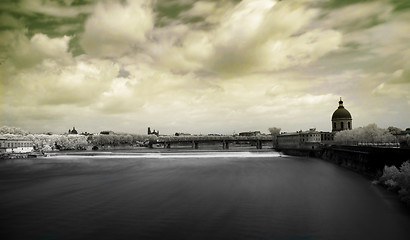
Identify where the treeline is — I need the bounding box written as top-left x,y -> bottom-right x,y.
87,134 -> 157,147
0,126 -> 29,135
379,161 -> 410,205
0,126 -> 157,151
334,123 -> 409,146
1,133 -> 89,151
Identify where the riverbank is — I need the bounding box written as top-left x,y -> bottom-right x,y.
278,146 -> 410,177
0,152 -> 42,159
278,146 -> 410,207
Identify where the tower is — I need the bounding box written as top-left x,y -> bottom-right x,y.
331,98 -> 352,132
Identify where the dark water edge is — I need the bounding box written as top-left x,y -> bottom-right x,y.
1,151 -> 410,240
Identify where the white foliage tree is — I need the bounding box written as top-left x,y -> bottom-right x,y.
334,123 -> 396,145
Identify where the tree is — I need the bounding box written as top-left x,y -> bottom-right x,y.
380,161 -> 410,204
334,123 -> 395,145
268,127 -> 281,147
0,126 -> 28,135
268,127 -> 281,136
388,126 -> 403,135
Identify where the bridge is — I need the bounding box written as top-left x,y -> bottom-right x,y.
151,135 -> 274,149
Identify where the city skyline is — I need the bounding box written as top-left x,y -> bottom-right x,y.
1,0 -> 409,135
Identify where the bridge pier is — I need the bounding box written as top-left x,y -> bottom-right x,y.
222,141 -> 230,149
192,141 -> 199,149
256,140 -> 262,149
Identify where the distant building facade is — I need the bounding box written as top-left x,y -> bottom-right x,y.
277,128 -> 322,149
175,132 -> 191,136
239,131 -> 261,136
320,131 -> 335,143
332,98 -> 352,132
100,131 -> 115,135
0,138 -> 34,153
148,127 -> 159,136
392,128 -> 410,148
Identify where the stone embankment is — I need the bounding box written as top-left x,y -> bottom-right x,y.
0,152 -> 42,159
279,146 -> 410,177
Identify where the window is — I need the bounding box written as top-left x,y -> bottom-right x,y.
341,122 -> 344,129
348,122 -> 351,129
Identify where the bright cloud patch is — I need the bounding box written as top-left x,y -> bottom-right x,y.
81,0 -> 154,57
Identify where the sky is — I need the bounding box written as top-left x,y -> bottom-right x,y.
0,0 -> 409,135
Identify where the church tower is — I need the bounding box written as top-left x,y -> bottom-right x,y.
331,98 -> 352,132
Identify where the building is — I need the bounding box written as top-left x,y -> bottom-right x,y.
100,131 -> 115,135
392,128 -> 410,148
320,131 -> 335,143
332,98 -> 352,132
277,98 -> 352,149
0,138 -> 34,153
68,127 -> 78,134
175,132 -> 191,136
277,128 -> 322,149
239,131 -> 261,136
148,127 -> 159,136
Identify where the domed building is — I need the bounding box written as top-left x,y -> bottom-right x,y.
68,127 -> 78,134
332,98 -> 352,132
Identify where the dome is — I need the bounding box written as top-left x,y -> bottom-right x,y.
332,108 -> 352,120
331,98 -> 352,120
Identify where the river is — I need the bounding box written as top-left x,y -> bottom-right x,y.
1,151 -> 410,240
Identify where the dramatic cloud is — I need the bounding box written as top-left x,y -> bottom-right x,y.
0,0 -> 93,18
80,0 -> 154,57
0,0 -> 409,134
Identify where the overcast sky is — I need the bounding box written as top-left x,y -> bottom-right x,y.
0,0 -> 409,134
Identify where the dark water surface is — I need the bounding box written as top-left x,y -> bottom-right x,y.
1,151 -> 410,240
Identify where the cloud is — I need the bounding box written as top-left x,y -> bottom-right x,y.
80,0 -> 154,57
14,0 -> 93,17
207,0 -> 341,74
31,34 -> 72,60
372,65 -> 410,100
0,13 -> 24,28
138,0 -> 342,75
78,0 -> 343,76
334,10 -> 410,75
145,25 -> 212,72
389,68 -> 410,84
2,56 -> 119,107
180,1 -> 217,18
0,30 -> 73,71
320,1 -> 393,31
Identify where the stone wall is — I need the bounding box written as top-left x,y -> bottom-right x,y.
280,145 -> 410,177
